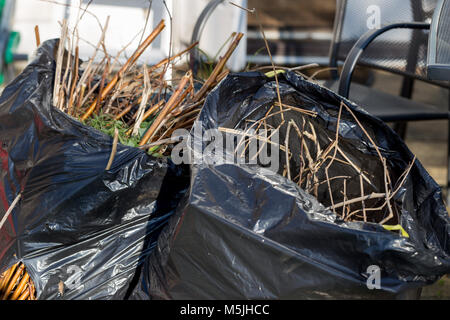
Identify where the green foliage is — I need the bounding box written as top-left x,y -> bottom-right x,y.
245,46 -> 267,72
83,113 -> 162,157
196,33 -> 238,80
196,48 -> 216,80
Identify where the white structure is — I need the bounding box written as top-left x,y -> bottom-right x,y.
11,0 -> 247,71
173,0 -> 247,71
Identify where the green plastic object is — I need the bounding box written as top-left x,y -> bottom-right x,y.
0,0 -> 5,19
5,31 -> 20,64
0,31 -> 20,85
0,0 -> 20,85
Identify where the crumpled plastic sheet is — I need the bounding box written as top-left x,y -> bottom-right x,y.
131,71 -> 450,300
0,40 -> 190,300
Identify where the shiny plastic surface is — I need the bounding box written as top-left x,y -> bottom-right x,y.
133,71 -> 450,300
0,40 -> 190,300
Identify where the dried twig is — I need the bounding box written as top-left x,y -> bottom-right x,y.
193,33 -> 244,102
53,19 -> 68,108
132,65 -> 151,136
105,128 -> 119,171
34,25 -> 41,47
0,193 -> 22,231
139,72 -> 191,146
81,20 -> 166,121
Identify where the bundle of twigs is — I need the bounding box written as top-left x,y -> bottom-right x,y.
50,10 -> 414,225
0,263 -> 36,300
50,13 -> 244,157
220,100 -> 416,226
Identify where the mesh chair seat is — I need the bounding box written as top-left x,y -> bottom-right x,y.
320,79 -> 449,122
326,0 -> 450,206
331,0 -> 439,82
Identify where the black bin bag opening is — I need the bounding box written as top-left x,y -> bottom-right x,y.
132,71 -> 450,300
0,40 -> 190,300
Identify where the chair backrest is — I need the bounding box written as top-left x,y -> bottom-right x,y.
330,0 -> 441,84
427,0 -> 450,80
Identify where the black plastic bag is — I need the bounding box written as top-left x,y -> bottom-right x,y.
0,40 -> 190,299
133,71 -> 450,300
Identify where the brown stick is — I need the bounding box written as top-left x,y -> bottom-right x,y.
391,156 -> 416,196
29,282 -> 36,300
325,103 -> 343,213
68,45 -> 79,116
120,100 -> 165,137
140,41 -> 199,76
34,25 -> 41,47
114,102 -> 136,121
141,100 -> 165,122
212,69 -> 230,87
0,267 -> 13,293
229,1 -> 256,13
138,135 -> 186,150
298,119 -> 306,187
249,122 -> 283,162
360,174 -> 367,222
327,193 -> 388,211
169,84 -> 193,114
193,33 -> 244,102
380,157 -> 394,225
2,263 -> 24,300
139,73 -> 191,146
142,84 -> 193,143
285,121 -> 294,180
172,117 -> 196,131
234,109 -> 292,158
171,99 -> 205,117
162,109 -> 201,137
18,287 -> 30,300
132,65 -> 151,136
10,272 -> 29,300
105,128 -> 119,171
81,20 -> 166,121
0,193 -> 22,231
257,13 -> 284,122
341,102 -> 384,161
73,16 -> 110,107
75,84 -> 86,116
274,102 -> 318,117
59,31 -> 73,112
342,179 -> 347,219
95,57 -> 111,114
53,19 -> 68,108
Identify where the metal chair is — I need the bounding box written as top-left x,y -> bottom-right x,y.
321,0 -> 450,201
190,0 -> 225,75
190,0 -> 248,76
427,0 -> 450,81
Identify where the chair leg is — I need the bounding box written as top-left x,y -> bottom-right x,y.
394,122 -> 408,140
395,77 -> 415,141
